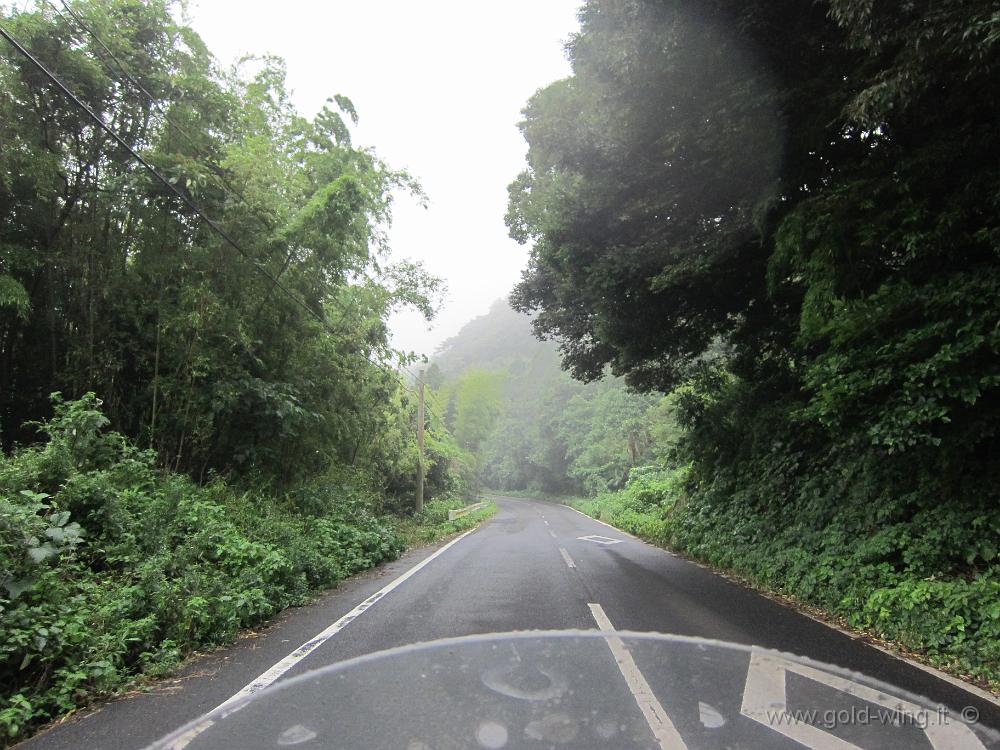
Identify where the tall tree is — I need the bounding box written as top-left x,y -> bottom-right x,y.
508,0 -> 860,391
0,0 -> 443,487
507,0 -> 1000,576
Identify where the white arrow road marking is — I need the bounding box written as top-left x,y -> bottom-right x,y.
740,649 -> 987,750
588,603 -> 689,750
578,534 -> 623,545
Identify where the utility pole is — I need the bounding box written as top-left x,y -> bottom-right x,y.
415,369 -> 425,514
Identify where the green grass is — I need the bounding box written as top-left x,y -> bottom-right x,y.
392,498 -> 498,546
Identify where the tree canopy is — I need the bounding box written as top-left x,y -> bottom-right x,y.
0,0 -> 445,490
508,0 -> 1000,487
507,0 -> 1000,688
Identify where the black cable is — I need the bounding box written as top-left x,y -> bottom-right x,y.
44,0 -> 429,369
0,22 -> 320,318
0,18 -> 440,421
52,0 -> 258,223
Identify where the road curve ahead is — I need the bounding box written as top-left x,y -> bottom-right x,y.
18,496 -> 1000,750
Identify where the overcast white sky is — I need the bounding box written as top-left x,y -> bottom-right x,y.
187,0 -> 582,358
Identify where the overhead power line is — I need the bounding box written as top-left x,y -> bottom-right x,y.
51,0 -> 262,223
0,22 -> 317,321
43,0 -> 409,351
0,18 -> 441,422
48,0 -> 436,391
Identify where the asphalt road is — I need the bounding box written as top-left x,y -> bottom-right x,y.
18,496 -> 1000,749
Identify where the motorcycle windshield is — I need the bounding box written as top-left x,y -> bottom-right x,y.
147,631 -> 999,750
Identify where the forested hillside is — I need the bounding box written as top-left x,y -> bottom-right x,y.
0,1 -> 470,741
506,0 -> 1000,687
430,299 -> 675,496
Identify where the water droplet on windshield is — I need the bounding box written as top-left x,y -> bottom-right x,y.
525,712 -> 578,744
476,720 -> 508,749
594,719 -> 618,739
276,724 -> 317,745
699,701 -> 726,728
481,664 -> 567,701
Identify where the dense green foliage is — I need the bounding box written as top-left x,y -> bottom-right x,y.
3,0 -> 998,737
0,0 -> 445,493
431,300 -> 673,496
572,470 -> 1000,687
507,0 -> 1000,685
0,395 -> 406,741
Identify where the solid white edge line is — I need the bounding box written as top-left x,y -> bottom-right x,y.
563,504 -> 999,708
588,603 -> 689,750
795,611 -> 1000,707
560,503 -> 639,541
219,527 -> 478,708
165,527 -> 479,749
559,546 -> 577,569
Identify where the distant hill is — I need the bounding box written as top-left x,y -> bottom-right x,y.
432,299 -> 557,377
430,298 -> 665,496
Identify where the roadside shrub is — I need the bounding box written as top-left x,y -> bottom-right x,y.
0,395 -> 404,743
393,498 -> 497,546
418,498 -> 467,525
858,573 -> 1000,671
